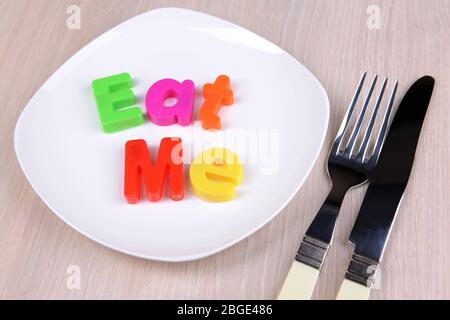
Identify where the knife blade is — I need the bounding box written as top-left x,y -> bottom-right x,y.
342,75 -> 435,290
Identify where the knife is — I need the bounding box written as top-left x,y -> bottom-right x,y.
336,75 -> 435,300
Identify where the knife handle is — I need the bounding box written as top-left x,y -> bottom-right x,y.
277,261 -> 320,300
336,279 -> 371,300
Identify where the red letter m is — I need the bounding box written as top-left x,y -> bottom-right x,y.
124,138 -> 184,203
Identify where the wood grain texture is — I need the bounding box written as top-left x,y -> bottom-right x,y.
0,0 -> 449,299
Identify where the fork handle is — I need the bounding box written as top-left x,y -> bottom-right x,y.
277,261 -> 320,300
278,186 -> 346,300
304,185 -> 347,244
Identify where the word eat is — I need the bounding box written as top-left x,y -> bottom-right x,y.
91,73 -> 234,133
124,138 -> 242,203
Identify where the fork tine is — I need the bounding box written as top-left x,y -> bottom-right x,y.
343,75 -> 378,156
331,72 -> 367,155
356,77 -> 388,161
370,80 -> 398,162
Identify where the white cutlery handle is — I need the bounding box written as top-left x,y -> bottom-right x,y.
336,279 -> 371,300
277,261 -> 320,300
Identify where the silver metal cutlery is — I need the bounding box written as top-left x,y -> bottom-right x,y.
278,72 -> 398,299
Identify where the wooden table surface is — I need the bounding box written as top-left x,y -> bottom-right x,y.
1,0 -> 449,300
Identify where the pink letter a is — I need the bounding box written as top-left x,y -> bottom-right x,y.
145,79 -> 195,126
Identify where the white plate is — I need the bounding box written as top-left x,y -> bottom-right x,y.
14,8 -> 329,261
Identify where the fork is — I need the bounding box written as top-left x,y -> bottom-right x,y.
277,72 -> 398,300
